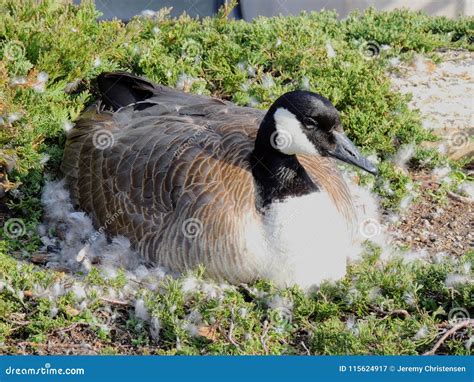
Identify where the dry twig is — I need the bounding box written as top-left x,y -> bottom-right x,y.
100,296 -> 132,306
227,308 -> 241,350
300,341 -> 311,355
260,320 -> 269,355
374,307 -> 411,320
447,191 -> 474,205
423,319 -> 474,355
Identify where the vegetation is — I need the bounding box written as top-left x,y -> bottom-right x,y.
0,0 -> 472,354
0,241 -> 472,355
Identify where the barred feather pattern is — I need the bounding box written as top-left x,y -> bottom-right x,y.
61,83 -> 355,284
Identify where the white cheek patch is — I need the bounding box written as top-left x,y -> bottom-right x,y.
273,107 -> 318,155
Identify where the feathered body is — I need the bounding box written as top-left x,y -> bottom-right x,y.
61,73 -> 360,287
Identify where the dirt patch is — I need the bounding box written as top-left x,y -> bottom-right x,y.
388,50 -> 473,257
3,322 -> 162,355
390,173 -> 473,256
390,49 -> 473,162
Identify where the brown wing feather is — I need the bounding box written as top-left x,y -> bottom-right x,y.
61,86 -> 354,282
298,155 -> 355,223
61,99 -> 262,281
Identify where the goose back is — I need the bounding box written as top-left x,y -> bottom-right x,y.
61,74 -> 355,284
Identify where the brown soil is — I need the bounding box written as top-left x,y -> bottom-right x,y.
2,320 -> 162,355
390,172 -> 473,256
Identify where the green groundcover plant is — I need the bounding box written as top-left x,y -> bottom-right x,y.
0,0 -> 472,354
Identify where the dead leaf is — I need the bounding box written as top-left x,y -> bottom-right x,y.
198,325 -> 218,342
65,306 -> 80,317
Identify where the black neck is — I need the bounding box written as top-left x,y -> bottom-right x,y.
250,113 -> 319,211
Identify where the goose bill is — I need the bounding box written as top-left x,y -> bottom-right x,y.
329,132 -> 378,175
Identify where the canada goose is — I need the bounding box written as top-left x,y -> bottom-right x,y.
61,72 -> 377,288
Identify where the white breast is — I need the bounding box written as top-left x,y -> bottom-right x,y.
244,191 -> 354,289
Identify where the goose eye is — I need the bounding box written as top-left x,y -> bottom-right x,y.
303,117 -> 318,129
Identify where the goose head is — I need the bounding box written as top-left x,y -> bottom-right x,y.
257,90 -> 378,175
